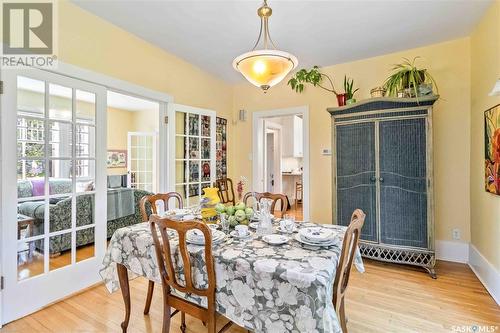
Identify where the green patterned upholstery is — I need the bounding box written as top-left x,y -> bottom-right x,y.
17,180 -> 33,198
17,189 -> 152,254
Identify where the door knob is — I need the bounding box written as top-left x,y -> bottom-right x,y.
370,176 -> 376,182
379,177 -> 384,183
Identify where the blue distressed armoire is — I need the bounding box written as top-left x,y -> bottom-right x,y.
328,96 -> 438,278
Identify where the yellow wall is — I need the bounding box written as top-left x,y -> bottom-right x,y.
107,107 -> 134,175
470,2 -> 500,270
57,0 -> 234,178
233,38 -> 472,243
46,1 -> 497,252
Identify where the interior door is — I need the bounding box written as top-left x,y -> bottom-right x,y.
265,132 -> 275,192
127,132 -> 157,192
168,104 -> 216,207
1,68 -> 106,323
335,122 -> 378,241
378,118 -> 428,248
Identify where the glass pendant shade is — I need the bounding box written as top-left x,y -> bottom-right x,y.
233,0 -> 298,92
233,50 -> 297,91
489,79 -> 500,96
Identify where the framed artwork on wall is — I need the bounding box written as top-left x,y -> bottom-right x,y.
485,104 -> 500,195
216,117 -> 227,178
107,150 -> 127,168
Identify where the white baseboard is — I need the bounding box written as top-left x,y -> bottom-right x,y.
468,244 -> 500,306
435,240 -> 469,263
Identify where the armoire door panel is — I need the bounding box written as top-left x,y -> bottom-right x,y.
379,118 -> 428,248
336,122 -> 377,242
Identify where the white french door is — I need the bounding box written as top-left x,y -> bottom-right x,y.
1,68 -> 107,323
168,104 -> 216,207
127,132 -> 157,192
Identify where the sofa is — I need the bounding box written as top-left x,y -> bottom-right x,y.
17,178 -> 152,255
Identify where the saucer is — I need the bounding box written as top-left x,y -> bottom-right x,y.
230,230 -> 252,239
262,234 -> 288,245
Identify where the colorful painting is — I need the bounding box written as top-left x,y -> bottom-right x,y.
485,104 -> 500,195
216,117 -> 227,178
107,150 -> 127,168
201,115 -> 211,137
188,114 -> 199,136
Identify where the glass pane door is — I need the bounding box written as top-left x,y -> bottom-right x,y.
1,68 -> 106,323
169,105 -> 216,207
127,132 -> 157,192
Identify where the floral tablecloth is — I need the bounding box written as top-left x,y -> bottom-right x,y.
100,222 -> 364,333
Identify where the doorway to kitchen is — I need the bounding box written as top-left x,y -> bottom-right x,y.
253,106 -> 309,221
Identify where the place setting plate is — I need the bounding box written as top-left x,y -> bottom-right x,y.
262,234 -> 289,245
276,225 -> 298,233
294,227 -> 339,247
229,230 -> 253,239
186,229 -> 226,245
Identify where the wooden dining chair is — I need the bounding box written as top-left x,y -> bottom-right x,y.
333,209 -> 366,333
242,191 -> 288,217
149,215 -> 234,333
295,181 -> 303,209
214,178 -> 235,205
139,192 -> 184,315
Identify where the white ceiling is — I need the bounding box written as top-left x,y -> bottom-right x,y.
71,0 -> 492,83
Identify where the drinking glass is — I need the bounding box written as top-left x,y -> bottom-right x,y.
283,214 -> 295,233
219,213 -> 230,233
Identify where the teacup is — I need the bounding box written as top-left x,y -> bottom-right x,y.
280,218 -> 295,233
235,225 -> 249,237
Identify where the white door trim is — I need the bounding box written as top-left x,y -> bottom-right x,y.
0,61 -> 174,324
167,103 -> 217,205
264,121 -> 282,194
44,62 -> 172,193
127,131 -> 159,192
2,61 -> 173,192
252,106 -> 310,221
1,67 -> 107,324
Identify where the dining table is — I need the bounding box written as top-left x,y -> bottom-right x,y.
99,220 -> 364,333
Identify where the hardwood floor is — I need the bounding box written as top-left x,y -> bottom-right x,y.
17,244 -> 96,281
2,259 -> 499,333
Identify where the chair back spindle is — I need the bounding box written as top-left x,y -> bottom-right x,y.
332,209 -> 366,333
242,191 -> 287,217
214,178 -> 236,205
140,192 -> 184,222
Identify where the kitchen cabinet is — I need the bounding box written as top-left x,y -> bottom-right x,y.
282,115 -> 303,158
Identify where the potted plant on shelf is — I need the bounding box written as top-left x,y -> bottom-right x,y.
344,76 -> 359,105
383,57 -> 438,98
288,66 -> 349,106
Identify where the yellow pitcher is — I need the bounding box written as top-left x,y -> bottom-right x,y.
201,187 -> 220,220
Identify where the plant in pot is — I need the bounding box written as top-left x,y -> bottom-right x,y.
384,57 -> 438,98
344,76 -> 359,105
288,66 -> 348,106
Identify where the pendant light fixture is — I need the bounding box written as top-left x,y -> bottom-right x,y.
233,0 -> 298,92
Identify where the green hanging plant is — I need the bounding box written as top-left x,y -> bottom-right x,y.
287,66 -> 338,95
383,57 -> 438,98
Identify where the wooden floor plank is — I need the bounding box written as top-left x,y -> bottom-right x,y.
2,259 -> 499,332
